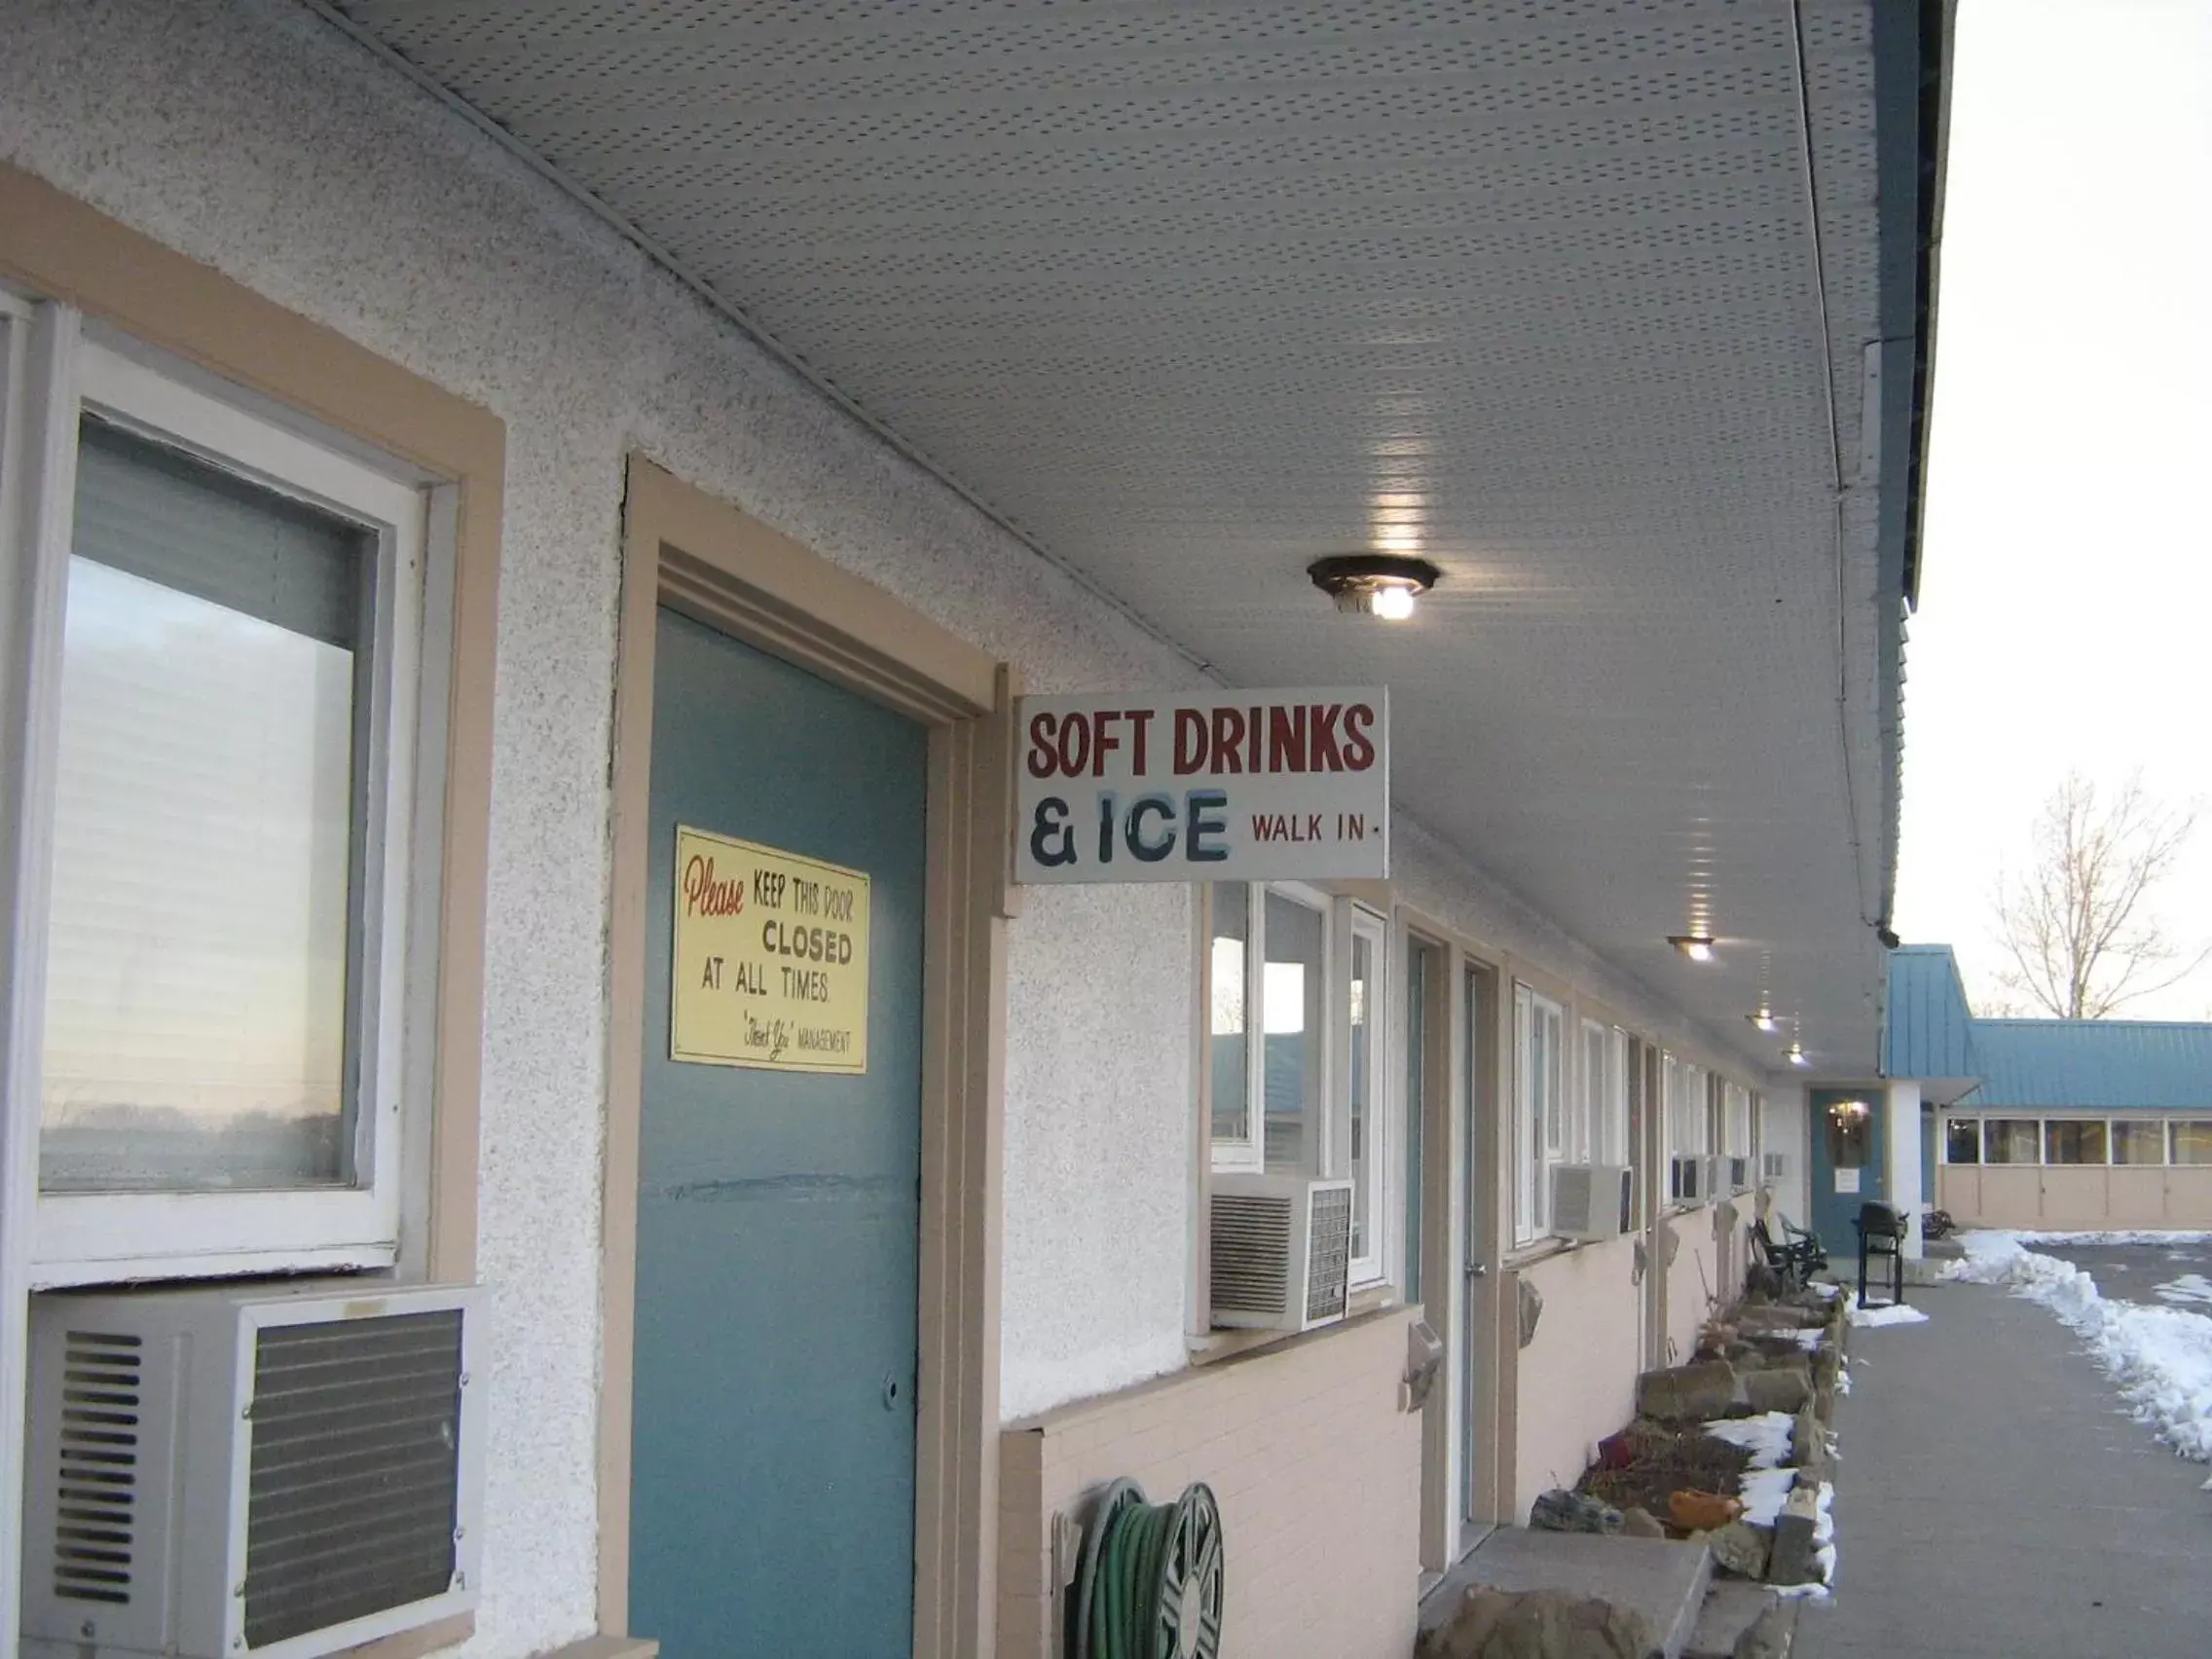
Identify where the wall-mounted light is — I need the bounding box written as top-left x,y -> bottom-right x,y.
1786,1043 -> 1810,1068
1748,1009 -> 1780,1033
1668,935 -> 1717,964
1308,554 -> 1440,621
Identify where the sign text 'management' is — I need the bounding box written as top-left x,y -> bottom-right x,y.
1014,688 -> 1390,884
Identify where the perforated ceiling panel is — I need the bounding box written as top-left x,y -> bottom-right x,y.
329,0 -> 1906,1067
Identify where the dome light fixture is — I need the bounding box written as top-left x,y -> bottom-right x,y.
1668,934 -> 1717,964
1748,1008 -> 1780,1033
1308,554 -> 1440,621
1787,1042 -> 1811,1068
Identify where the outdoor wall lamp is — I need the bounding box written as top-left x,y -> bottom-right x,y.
1308,554 -> 1439,620
1668,935 -> 1717,963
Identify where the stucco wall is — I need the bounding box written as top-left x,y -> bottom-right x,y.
1510,1238 -> 1641,1516
1664,1211 -> 1723,1367
0,3 -> 1203,1650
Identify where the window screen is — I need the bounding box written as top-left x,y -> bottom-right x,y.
39,419 -> 371,1194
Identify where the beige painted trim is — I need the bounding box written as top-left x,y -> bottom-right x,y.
0,162 -> 503,1281
603,458 -> 1009,1659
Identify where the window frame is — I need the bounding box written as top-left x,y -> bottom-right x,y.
1202,880 -> 1392,1288
1512,982 -> 1565,1246
9,319 -> 442,1285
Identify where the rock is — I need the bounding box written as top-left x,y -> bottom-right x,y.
1813,1380 -> 1835,1421
1637,1360 -> 1740,1422
1724,1341 -> 1764,1369
1699,1520 -> 1773,1579
1619,1505 -> 1667,1540
1789,1404 -> 1825,1471
1732,1599 -> 1796,1659
1417,1586 -> 1659,1659
1767,1487 -> 1822,1586
1737,1306 -> 1822,1335
1743,1366 -> 1811,1415
1530,1488 -> 1622,1535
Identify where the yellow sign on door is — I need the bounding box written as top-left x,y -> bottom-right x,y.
670,826 -> 869,1074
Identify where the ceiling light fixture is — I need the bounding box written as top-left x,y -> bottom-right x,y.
1748,1008 -> 1780,1033
1308,554 -> 1440,622
1669,935 -> 1717,964
1787,1043 -> 1810,1068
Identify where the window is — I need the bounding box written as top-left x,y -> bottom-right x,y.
1513,985 -> 1565,1244
2045,1120 -> 2108,1165
5,319 -> 444,1282
1983,1119 -> 2041,1164
2112,1122 -> 2166,1165
1581,1020 -> 1629,1167
1722,1082 -> 1752,1159
1944,1118 -> 1982,1164
1205,882 -> 1390,1284
2173,1122 -> 2212,1165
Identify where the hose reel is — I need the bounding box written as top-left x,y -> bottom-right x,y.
1070,1478 -> 1225,1659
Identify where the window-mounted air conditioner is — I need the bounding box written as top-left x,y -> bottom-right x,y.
1208,1174 -> 1354,1332
21,1281 -> 481,1659
1725,1156 -> 1752,1193
1669,1153 -> 1707,1204
1761,1151 -> 1790,1182
1549,1164 -> 1635,1243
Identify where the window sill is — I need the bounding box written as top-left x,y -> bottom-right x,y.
1189,1286 -> 1400,1365
333,1622 -> 655,1659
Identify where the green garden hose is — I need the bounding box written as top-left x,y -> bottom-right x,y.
1071,1478 -> 1225,1659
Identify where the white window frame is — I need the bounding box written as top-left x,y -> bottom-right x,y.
1722,1081 -> 1752,1160
1578,1018 -> 1631,1168
2,305 -> 441,1287
1204,882 -> 1393,1287
1513,983 -> 1565,1246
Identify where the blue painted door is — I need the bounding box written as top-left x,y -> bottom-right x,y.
1808,1088 -> 1885,1249
631,608 -> 926,1657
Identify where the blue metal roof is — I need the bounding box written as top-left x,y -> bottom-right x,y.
1884,945 -> 1977,1081
1968,1020 -> 2212,1111
1884,944 -> 2212,1109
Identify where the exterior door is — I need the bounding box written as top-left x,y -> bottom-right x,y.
1809,1088 -> 1885,1248
630,608 -> 928,1657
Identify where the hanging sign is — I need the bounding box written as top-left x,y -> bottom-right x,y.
670,827 -> 869,1073
1014,688 -> 1389,884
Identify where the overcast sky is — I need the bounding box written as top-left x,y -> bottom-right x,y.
1893,0 -> 2212,1018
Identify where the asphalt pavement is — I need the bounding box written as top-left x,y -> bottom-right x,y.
1791,1279 -> 2212,1659
2033,1238 -> 2212,1310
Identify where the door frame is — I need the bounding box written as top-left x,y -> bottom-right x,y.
601,457 -> 1016,1659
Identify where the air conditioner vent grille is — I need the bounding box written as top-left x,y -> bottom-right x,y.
242,1310 -> 463,1648
1305,1184 -> 1352,1322
1211,1193 -> 1293,1314
53,1332 -> 141,1606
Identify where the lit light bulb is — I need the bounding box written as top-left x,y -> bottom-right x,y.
1372,584 -> 1416,621
1750,1010 -> 1779,1033
1787,1044 -> 1810,1068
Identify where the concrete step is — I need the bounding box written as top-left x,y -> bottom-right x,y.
1419,1527 -> 1714,1659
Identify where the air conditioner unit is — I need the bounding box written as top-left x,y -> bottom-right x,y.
1549,1163 -> 1635,1243
1761,1151 -> 1790,1182
1669,1153 -> 1707,1204
22,1281 -> 481,1659
1209,1174 -> 1354,1332
1725,1156 -> 1752,1193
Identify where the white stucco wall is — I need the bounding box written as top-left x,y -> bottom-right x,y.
1762,1081 -> 1813,1231
0,2 -> 1201,1649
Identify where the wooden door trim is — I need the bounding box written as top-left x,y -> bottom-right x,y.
604,457 -> 1014,1659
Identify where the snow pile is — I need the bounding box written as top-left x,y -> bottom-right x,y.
1706,1410 -> 1793,1469
1953,1232 -> 2212,1476
2002,1230 -> 2212,1247
1790,1325 -> 1825,1352
1848,1296 -> 1931,1328
1702,1411 -> 1834,1592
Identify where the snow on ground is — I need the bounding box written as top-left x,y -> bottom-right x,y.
1952,1231 -> 2212,1482
2154,1272 -> 2212,1308
1706,1409 -> 1794,1470
1703,1410 -> 1835,1593
1848,1295 -> 1931,1328
2001,1230 -> 2212,1247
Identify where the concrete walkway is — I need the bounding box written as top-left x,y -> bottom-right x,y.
1794,1281 -> 2212,1659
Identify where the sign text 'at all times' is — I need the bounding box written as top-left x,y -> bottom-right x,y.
1014,688 -> 1390,884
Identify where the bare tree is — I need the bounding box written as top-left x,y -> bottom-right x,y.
1992,773 -> 2208,1018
